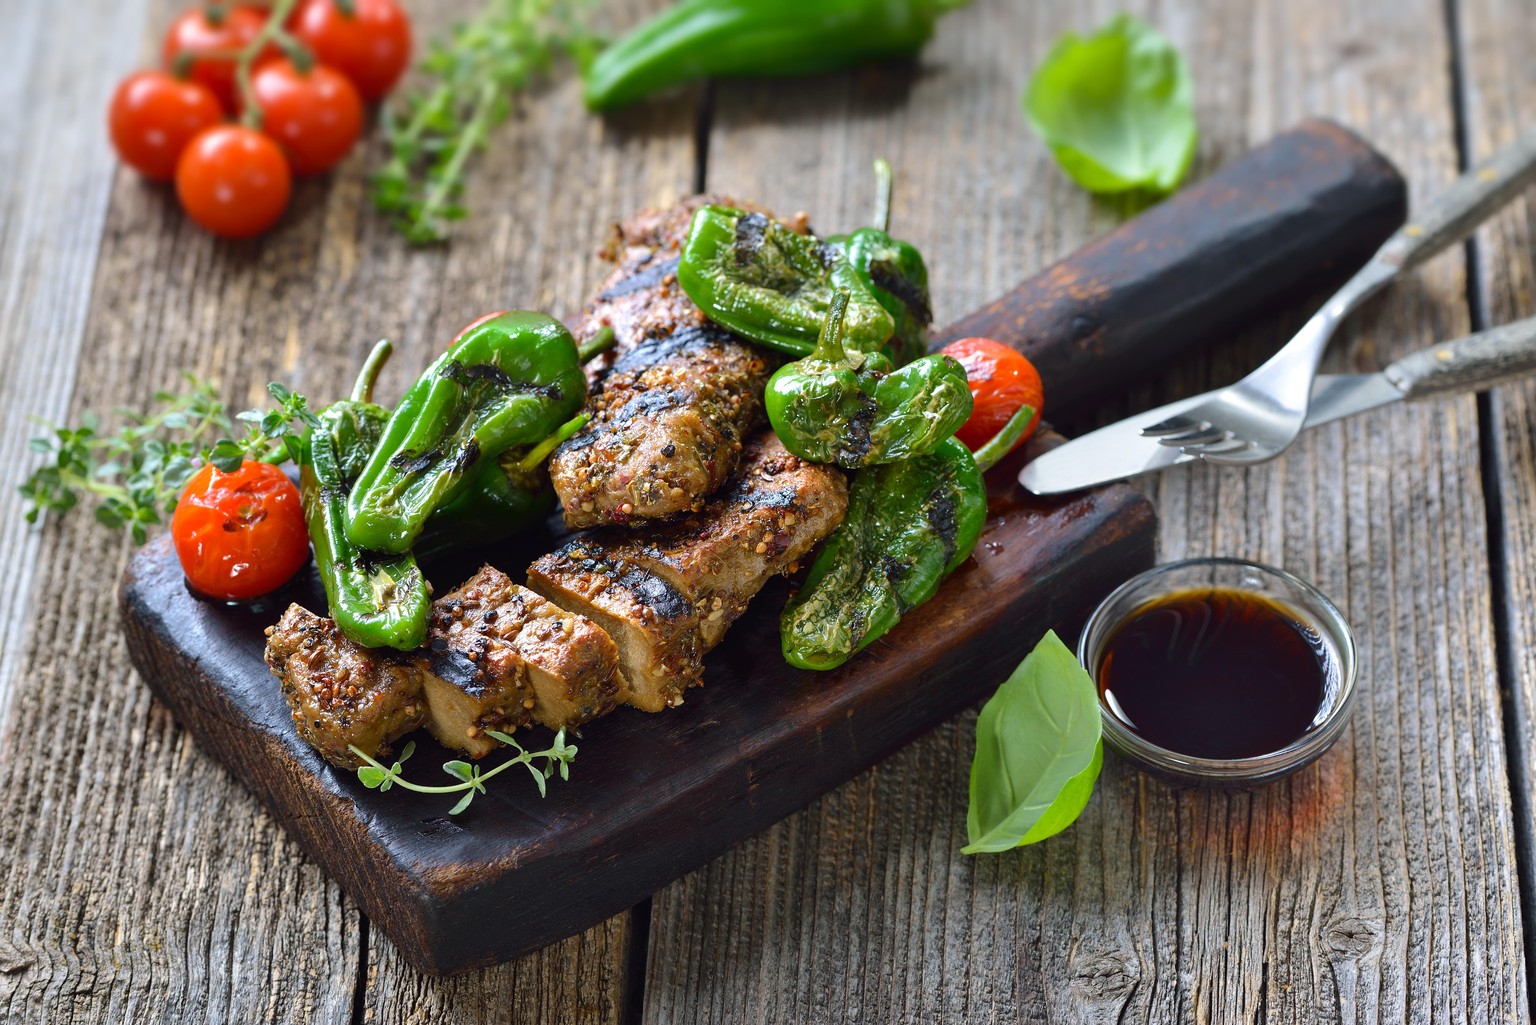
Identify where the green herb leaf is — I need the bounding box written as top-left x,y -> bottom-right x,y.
962,630 -> 1103,854
442,760 -> 475,783
1022,14 -> 1197,197
358,766 -> 388,788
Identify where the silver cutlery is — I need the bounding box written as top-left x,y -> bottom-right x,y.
1020,316 -> 1536,495
1139,126 -> 1536,464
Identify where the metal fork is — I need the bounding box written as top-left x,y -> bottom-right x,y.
1143,126 -> 1536,463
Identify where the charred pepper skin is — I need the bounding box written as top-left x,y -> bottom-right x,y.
302,341 -> 432,651
676,204 -> 895,358
835,227 -> 933,368
779,436 -> 986,670
583,0 -> 970,112
779,403 -> 1037,670
346,311 -> 588,554
765,290 -> 971,468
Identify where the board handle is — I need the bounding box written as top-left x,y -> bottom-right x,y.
935,119 -> 1408,418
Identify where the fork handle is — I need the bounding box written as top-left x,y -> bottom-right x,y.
1377,127 -> 1536,272
1384,317 -> 1536,399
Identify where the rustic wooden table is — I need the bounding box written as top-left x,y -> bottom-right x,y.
4,0 -> 1535,1021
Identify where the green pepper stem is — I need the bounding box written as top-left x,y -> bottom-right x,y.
350,339 -> 394,404
577,325 -> 616,364
514,412 -> 590,473
872,158 -> 893,233
972,403 -> 1036,473
811,290 -> 854,365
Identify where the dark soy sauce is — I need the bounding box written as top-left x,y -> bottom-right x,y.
1097,587 -> 1331,759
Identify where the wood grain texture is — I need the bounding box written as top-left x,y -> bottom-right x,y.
1453,0 -> 1536,962
0,0 -> 693,1020
642,0 -> 1528,1022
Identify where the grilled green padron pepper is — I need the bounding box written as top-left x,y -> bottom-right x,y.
302,341 -> 431,651
677,203 -> 895,358
413,412 -> 589,561
780,404 -> 1035,670
347,311 -> 588,553
584,0 -> 971,112
765,290 -> 971,468
827,159 -> 933,368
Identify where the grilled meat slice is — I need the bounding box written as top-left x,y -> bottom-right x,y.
550,324 -> 775,528
551,196 -> 781,529
527,543 -> 703,712
423,566 -> 623,757
577,433 -> 849,648
266,604 -> 427,769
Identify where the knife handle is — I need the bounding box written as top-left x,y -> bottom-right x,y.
1384,317 -> 1536,400
935,119 -> 1406,418
1376,127 -> 1536,273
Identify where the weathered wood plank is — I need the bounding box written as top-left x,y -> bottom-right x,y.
0,0 -> 150,723
1452,0 -> 1536,962
1,0 -> 694,1020
642,0 -> 1527,1022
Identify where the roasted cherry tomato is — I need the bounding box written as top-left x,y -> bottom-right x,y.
290,0 -> 413,103
108,71 -> 224,181
941,337 -> 1044,454
162,5 -> 273,113
247,59 -> 364,175
172,461 -> 309,601
176,125 -> 292,239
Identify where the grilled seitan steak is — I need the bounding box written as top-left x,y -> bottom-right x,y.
527,543 -> 703,712
569,433 -> 848,648
551,196 -> 780,529
266,604 -> 427,769
422,566 -> 622,757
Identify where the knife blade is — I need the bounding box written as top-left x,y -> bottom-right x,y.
1019,371 -> 1406,495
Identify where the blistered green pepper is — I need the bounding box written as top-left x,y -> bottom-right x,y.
827,159 -> 933,368
676,204 -> 895,358
413,412 -> 589,561
346,311 -> 588,554
765,290 -> 971,468
584,0 -> 970,113
302,341 -> 431,650
780,405 -> 1034,670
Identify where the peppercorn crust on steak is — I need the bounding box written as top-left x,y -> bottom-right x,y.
549,196 -> 781,529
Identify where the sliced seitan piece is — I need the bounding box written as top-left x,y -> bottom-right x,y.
266,603 -> 427,770
526,542 -> 703,712
550,195 -> 783,529
575,433 -> 849,648
422,566 -> 623,757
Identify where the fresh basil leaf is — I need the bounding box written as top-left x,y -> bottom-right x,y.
963,629 -> 1103,854
1023,14 -> 1197,197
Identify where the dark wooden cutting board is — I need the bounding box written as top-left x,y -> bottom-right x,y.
119,120 -> 1405,975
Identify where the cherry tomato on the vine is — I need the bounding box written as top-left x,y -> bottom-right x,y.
161,5 -> 273,113
108,71 -> 224,181
290,0 -> 413,103
176,125 -> 292,239
941,337 -> 1045,454
247,59 -> 364,175
171,461 -> 309,601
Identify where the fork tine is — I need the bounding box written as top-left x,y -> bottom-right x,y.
1158,425 -> 1233,448
1184,437 -> 1252,456
1140,416 -> 1208,438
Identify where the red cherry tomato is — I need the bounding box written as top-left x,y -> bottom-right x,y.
248,59 -> 364,175
107,71 -> 224,181
176,125 -> 292,238
941,337 -> 1045,454
290,0 -> 413,103
162,5 -> 273,113
172,461 -> 309,601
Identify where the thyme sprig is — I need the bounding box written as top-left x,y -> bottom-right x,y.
349,729 -> 578,815
19,378 -> 318,543
372,0 -> 602,244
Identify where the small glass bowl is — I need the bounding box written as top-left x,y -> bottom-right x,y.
1078,557 -> 1358,788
